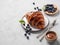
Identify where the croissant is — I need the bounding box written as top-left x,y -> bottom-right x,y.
25,11 -> 45,29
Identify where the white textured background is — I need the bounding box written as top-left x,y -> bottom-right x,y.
0,0 -> 60,45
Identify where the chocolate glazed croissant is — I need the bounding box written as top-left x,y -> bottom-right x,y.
25,11 -> 45,29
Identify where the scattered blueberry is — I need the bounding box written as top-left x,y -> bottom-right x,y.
28,32 -> 31,35
47,4 -> 53,7
36,7 -> 39,9
27,36 -> 29,40
23,24 -> 25,26
46,6 -> 49,9
27,24 -> 29,26
33,2 -> 35,5
26,26 -> 30,29
38,9 -> 42,11
34,7 -> 36,10
24,33 -> 27,36
26,24 -> 30,28
26,30 -> 29,33
29,28 -> 32,31
26,28 -> 31,31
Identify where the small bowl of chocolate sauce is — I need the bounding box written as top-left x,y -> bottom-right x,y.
45,31 -> 57,43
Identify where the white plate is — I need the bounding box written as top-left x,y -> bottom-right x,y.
21,15 -> 49,32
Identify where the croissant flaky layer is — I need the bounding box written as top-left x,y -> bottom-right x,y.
25,11 -> 45,29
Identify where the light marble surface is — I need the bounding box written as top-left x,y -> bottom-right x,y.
0,0 -> 60,45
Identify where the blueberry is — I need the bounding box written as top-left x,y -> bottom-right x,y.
34,7 -> 36,10
33,2 -> 35,5
49,4 -> 53,7
48,10 -> 52,12
23,24 -> 25,26
28,32 -> 31,35
37,7 -> 39,9
26,28 -> 32,31
38,9 -> 42,11
46,6 -> 49,9
26,28 -> 31,31
51,8 -> 55,12
48,8 -> 52,12
29,28 -> 32,31
24,33 -> 27,36
45,7 -> 49,10
26,26 -> 30,28
46,4 -> 53,7
27,36 -> 29,40
27,24 -> 29,26
26,30 -> 29,33
26,24 -> 30,29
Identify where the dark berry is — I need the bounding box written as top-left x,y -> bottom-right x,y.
26,28 -> 31,31
26,30 -> 29,33
27,36 -> 29,39
38,9 -> 42,11
48,8 -> 52,12
34,7 -> 36,10
23,24 -> 25,26
33,2 -> 35,5
46,6 -> 49,9
46,4 -> 53,7
29,28 -> 32,31
37,7 -> 39,9
27,24 -> 29,26
49,4 -> 53,7
28,32 -> 31,35
26,26 -> 30,28
24,33 -> 27,36
51,8 -> 57,13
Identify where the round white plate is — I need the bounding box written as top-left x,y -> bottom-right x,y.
21,15 -> 49,32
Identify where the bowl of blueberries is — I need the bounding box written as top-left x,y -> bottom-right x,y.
44,4 -> 59,15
